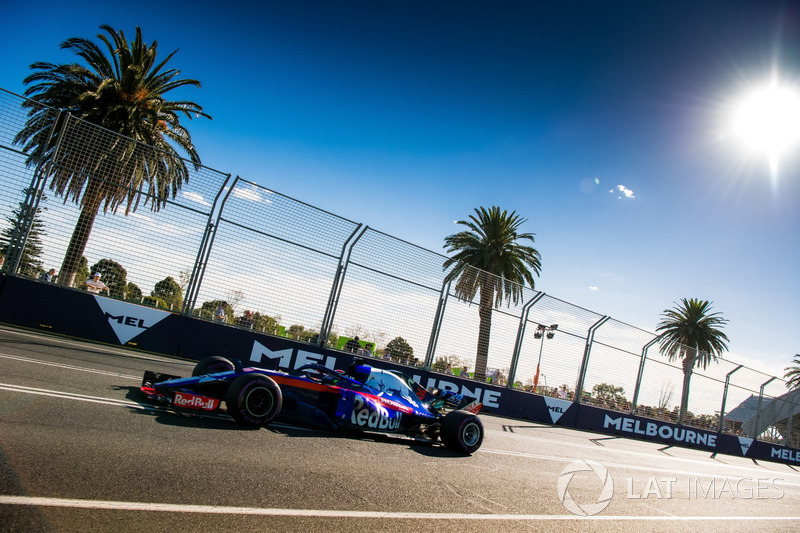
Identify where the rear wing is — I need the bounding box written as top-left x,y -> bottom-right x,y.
430,389 -> 482,414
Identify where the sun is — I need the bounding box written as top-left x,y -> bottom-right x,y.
733,81 -> 800,164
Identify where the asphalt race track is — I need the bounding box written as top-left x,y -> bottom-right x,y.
1,326 -> 799,533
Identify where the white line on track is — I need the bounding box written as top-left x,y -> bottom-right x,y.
0,352 -> 140,379
493,424 -> 799,478
0,325 -> 183,364
0,495 -> 798,521
0,382 -> 320,429
0,382 -> 155,409
479,448 -> 800,486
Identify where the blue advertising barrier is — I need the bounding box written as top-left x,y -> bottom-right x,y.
0,274 -> 798,467
0,274 -> 184,354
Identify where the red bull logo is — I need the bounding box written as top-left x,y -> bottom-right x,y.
351,394 -> 402,430
173,391 -> 220,411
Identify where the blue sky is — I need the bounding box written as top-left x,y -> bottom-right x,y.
1,0 -> 798,379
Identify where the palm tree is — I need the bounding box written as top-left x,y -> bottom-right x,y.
14,25 -> 210,287
784,354 -> 800,390
656,298 -> 729,425
443,206 -> 542,381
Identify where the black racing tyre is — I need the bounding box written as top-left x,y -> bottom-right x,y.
440,410 -> 484,454
225,374 -> 283,427
192,356 -> 235,377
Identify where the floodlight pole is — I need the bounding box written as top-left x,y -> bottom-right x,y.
532,323 -> 558,393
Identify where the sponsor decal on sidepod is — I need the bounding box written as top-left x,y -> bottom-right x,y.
350,394 -> 403,431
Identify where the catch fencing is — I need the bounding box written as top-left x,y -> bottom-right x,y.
0,87 -> 796,447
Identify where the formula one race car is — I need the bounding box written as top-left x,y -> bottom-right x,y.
140,356 -> 484,454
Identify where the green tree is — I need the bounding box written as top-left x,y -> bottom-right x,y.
431,354 -> 467,373
89,258 -> 127,298
152,276 -> 183,310
142,296 -> 168,309
0,188 -> 47,278
385,337 -> 414,362
288,324 -> 305,339
656,298 -> 730,425
592,383 -> 627,407
74,256 -> 89,289
431,356 -> 449,373
298,329 -> 317,343
14,25 -> 210,288
126,282 -> 142,301
252,312 -> 279,334
443,206 -> 542,381
784,354 -> 800,390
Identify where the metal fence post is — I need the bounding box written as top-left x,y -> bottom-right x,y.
717,364 -> 743,433
785,394 -> 798,447
181,173 -> 234,315
423,279 -> 452,369
506,292 -> 545,388
4,108 -> 63,275
574,315 -> 610,404
5,162 -> 49,275
752,377 -> 778,441
318,224 -> 367,347
630,336 -> 660,415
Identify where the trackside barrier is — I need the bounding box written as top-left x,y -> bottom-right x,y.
1,274 -> 798,467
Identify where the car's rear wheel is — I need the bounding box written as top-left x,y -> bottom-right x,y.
225,374 -> 283,427
440,410 -> 483,454
192,356 -> 235,376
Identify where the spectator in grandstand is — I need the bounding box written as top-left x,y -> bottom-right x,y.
84,272 -> 109,294
359,342 -> 374,355
238,310 -> 254,328
344,336 -> 361,353
558,386 -> 568,400
40,268 -> 57,282
215,302 -> 228,322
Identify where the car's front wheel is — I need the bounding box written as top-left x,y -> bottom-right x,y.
225,374 -> 283,427
440,410 -> 483,454
192,356 -> 235,376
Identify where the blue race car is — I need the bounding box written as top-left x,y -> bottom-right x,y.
140,356 -> 484,454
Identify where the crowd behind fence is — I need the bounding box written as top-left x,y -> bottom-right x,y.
0,87 -> 796,448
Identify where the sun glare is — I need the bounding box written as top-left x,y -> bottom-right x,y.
734,82 -> 800,157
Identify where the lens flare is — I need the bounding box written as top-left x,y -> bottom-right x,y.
734,83 -> 800,155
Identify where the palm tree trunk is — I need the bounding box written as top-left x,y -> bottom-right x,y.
474,281 -> 493,382
58,178 -> 103,288
678,348 -> 695,425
